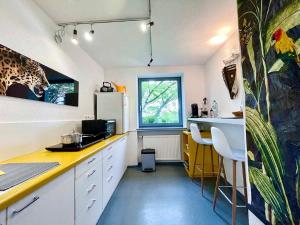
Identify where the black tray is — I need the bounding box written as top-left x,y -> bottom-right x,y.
46,137 -> 104,152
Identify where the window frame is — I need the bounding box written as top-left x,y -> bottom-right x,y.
138,76 -> 183,128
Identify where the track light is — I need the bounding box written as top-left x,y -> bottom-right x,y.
84,24 -> 95,42
140,21 -> 155,32
147,58 -> 153,67
71,26 -> 79,45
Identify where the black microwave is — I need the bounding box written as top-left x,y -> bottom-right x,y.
82,119 -> 116,139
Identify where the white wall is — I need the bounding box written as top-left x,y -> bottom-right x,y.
0,0 -> 104,161
104,65 -> 206,165
202,31 -> 247,195
105,65 -> 205,130
204,31 -> 244,116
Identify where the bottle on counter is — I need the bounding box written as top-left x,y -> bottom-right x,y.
210,108 -> 214,118
201,97 -> 208,117
211,100 -> 218,118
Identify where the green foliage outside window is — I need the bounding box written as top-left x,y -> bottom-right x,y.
138,77 -> 183,127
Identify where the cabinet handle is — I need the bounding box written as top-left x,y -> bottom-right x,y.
107,165 -> 113,172
87,169 -> 96,178
87,184 -> 97,194
107,155 -> 113,160
12,196 -> 39,216
87,199 -> 96,210
107,175 -> 113,182
88,157 -> 96,164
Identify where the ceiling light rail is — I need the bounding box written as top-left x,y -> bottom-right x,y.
54,0 -> 154,67
57,17 -> 150,27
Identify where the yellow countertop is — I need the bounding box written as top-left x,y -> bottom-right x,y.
0,134 -> 126,211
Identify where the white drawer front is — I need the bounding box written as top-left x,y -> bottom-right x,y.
76,151 -> 102,178
76,183 -> 101,220
75,165 -> 101,197
75,196 -> 102,225
103,173 -> 116,208
102,145 -> 113,158
103,161 -> 114,180
75,164 -> 102,215
0,210 -> 6,225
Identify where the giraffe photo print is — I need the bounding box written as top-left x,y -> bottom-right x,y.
238,0 -> 300,224
0,44 -> 79,106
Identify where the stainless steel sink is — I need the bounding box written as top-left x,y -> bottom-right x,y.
0,162 -> 59,191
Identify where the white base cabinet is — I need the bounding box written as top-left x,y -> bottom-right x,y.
2,135 -> 128,225
0,210 -> 6,225
102,136 -> 127,209
75,151 -> 103,225
7,169 -> 75,225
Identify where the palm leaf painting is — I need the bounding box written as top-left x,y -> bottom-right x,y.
238,0 -> 300,224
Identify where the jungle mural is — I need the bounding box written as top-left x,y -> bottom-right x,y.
238,0 -> 300,224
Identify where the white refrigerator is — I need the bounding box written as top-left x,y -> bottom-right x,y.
95,92 -> 129,134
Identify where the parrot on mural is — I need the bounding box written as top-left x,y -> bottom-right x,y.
272,28 -> 300,66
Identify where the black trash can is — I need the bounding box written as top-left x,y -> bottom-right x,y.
141,148 -> 155,172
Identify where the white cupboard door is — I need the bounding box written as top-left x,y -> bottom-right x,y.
0,210 -> 6,225
7,169 -> 75,225
119,136 -> 128,175
115,136 -> 128,184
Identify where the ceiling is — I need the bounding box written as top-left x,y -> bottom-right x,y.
33,0 -> 239,68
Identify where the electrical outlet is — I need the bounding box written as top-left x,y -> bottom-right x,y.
84,115 -> 95,120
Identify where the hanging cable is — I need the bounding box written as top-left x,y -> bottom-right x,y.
147,0 -> 154,67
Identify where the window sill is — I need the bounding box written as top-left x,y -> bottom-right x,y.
137,127 -> 186,131
137,127 -> 187,136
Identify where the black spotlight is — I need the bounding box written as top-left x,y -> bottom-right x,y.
149,21 -> 154,27
147,58 -> 153,67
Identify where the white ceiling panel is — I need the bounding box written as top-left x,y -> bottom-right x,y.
33,0 -> 238,68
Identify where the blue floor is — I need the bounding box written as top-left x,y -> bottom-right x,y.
97,164 -> 248,225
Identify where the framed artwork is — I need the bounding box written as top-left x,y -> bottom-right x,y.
0,44 -> 79,106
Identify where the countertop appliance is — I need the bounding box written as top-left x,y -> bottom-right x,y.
100,82 -> 114,92
82,119 -> 116,139
46,119 -> 116,152
95,92 -> 129,134
191,103 -> 199,118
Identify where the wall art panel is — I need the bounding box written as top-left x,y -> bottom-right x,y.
0,44 -> 79,106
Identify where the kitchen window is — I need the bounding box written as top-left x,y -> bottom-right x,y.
138,76 -> 183,128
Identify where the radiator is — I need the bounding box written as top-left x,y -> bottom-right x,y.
142,135 -> 181,161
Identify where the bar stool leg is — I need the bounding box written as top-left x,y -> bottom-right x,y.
232,160 -> 237,225
192,144 -> 199,178
210,145 -> 214,174
201,144 -> 205,196
222,163 -> 228,186
213,156 -> 223,210
242,162 -> 248,203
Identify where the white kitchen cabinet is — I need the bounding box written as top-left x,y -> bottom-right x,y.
0,210 -> 6,225
75,152 -> 103,225
75,150 -> 102,179
7,169 -> 74,225
116,136 -> 128,181
102,136 -> 128,209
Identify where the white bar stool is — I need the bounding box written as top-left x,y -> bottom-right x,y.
211,127 -> 248,225
190,123 -> 220,196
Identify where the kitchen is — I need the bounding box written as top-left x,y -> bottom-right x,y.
0,1 -> 299,225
